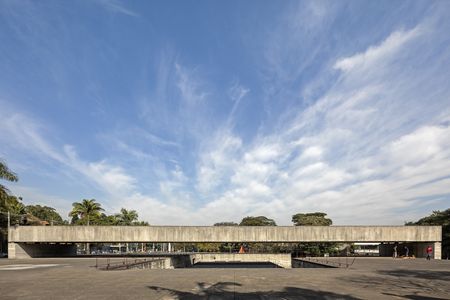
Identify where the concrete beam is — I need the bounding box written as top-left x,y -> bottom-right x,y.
8,225 -> 441,243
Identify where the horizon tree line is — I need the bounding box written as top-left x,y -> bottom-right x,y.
1,159 -> 449,257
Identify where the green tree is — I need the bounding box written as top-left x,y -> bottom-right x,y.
25,205 -> 64,225
0,195 -> 25,227
96,213 -> 119,225
214,222 -> 239,252
69,199 -> 104,226
240,216 -> 277,226
133,220 -> 149,226
292,212 -> 337,256
0,160 -> 23,253
69,199 -> 103,254
4,196 -> 25,216
406,209 -> 450,259
115,208 -> 138,225
239,216 -> 277,253
292,212 -> 332,226
0,160 -> 18,206
0,160 -> 18,194
214,222 -> 238,226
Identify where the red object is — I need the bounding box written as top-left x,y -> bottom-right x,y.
239,245 -> 245,253
426,246 -> 433,253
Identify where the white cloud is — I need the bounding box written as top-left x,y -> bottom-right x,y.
334,27 -> 422,72
196,129 -> 242,193
175,63 -> 208,106
228,81 -> 249,104
186,14 -> 450,225
1,5 -> 449,227
9,185 -> 74,220
0,106 -> 136,198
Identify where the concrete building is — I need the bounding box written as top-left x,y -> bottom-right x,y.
8,225 -> 442,259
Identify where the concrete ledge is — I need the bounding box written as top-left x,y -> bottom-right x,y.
192,253 -> 292,268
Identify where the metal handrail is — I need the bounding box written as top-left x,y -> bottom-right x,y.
94,257 -> 166,270
297,256 -> 356,268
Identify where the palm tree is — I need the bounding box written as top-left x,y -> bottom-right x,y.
115,208 -> 138,225
69,199 -> 104,226
0,160 -> 18,201
69,199 -> 103,254
115,208 -> 139,252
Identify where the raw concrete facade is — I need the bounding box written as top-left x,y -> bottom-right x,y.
8,225 -> 442,259
8,225 -> 441,243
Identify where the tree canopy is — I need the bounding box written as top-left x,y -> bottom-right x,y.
291,212 -> 336,256
69,199 -> 104,226
116,208 -> 139,225
0,160 -> 18,201
292,212 -> 332,226
407,209 -> 450,259
239,216 -> 276,226
25,205 -> 64,225
214,222 -> 238,226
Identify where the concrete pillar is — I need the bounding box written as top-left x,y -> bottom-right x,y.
434,242 -> 441,259
8,243 -> 17,259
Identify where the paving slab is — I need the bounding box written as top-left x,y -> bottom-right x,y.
0,257 -> 449,299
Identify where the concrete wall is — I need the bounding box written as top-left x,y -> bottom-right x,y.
8,242 -> 76,259
192,253 -> 292,268
169,255 -> 193,268
8,225 -> 442,243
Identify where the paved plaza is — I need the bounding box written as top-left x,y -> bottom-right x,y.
0,257 -> 449,299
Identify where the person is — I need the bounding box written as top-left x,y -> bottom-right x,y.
393,245 -> 398,258
426,245 -> 433,260
404,245 -> 409,257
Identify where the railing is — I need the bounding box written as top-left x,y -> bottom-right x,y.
94,258 -> 167,270
295,256 -> 356,268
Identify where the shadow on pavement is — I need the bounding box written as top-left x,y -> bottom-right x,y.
342,270 -> 450,299
378,269 -> 450,281
148,281 -> 361,299
382,292 -> 448,300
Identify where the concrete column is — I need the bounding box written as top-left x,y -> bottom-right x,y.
434,242 -> 441,259
8,243 -> 17,259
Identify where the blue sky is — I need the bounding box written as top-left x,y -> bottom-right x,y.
1,0 -> 449,225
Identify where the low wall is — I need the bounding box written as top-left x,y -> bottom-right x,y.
192,253 -> 292,268
168,255 -> 193,268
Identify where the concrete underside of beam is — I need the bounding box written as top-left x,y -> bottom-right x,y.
8,242 -> 76,259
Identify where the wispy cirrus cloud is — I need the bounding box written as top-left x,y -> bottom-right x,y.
0,103 -> 136,197
96,0 -> 139,17
334,26 -> 422,72
1,1 -> 449,226
189,7 -> 450,225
